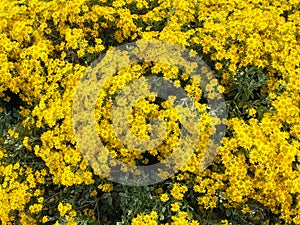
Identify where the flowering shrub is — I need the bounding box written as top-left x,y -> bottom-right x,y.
0,0 -> 300,224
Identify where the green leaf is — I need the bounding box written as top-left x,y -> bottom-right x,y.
226,209 -> 232,217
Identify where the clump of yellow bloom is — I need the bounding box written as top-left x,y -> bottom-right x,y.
0,0 -> 300,224
132,211 -> 158,225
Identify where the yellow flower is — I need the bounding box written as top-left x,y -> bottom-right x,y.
38,197 -> 44,203
58,203 -> 72,217
8,129 -> 19,139
23,137 -> 32,150
90,190 -> 97,197
215,62 -> 223,70
249,108 -> 256,116
190,220 -> 199,225
160,193 -> 169,202
180,185 -> 188,193
42,216 -> 48,223
171,202 -> 180,212
150,211 -> 158,219
156,188 -> 163,194
69,210 -> 77,217
174,80 -> 181,88
242,205 -> 250,214
221,219 -> 229,225
29,204 -> 43,214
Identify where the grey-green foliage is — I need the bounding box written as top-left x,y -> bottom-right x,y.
0,107 -> 22,136
228,66 -> 268,107
226,66 -> 272,119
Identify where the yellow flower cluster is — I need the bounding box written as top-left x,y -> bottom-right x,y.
218,113 -> 300,223
132,211 -> 158,225
0,162 -> 43,225
131,210 -> 200,225
0,0 -> 300,224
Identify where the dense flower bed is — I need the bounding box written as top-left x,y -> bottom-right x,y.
0,0 -> 300,224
